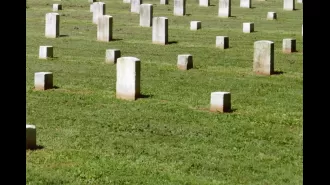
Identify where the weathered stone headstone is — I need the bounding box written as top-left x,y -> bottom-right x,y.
240,0 -> 251,8
243,22 -> 254,33
267,12 -> 277,20
190,21 -> 201,30
26,124 -> 36,150
283,0 -> 295,11
131,0 -> 142,14
218,0 -> 231,18
282,38 -> 296,53
97,15 -> 113,42
174,0 -> 186,16
160,0 -> 168,4
123,0 -> 131,3
92,2 -> 105,24
216,36 -> 229,49
152,17 -> 168,45
34,72 -> 53,90
177,54 -> 193,70
45,13 -> 60,38
39,46 -> 53,59
105,49 -> 121,64
116,57 -> 141,100
210,92 -> 231,113
52,4 -> 62,11
199,0 -> 210,7
253,40 -> 274,75
140,4 -> 153,27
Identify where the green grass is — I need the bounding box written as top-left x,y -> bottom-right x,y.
26,0 -> 303,184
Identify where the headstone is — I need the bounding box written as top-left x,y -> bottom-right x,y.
218,0 -> 231,18
160,0 -> 168,4
105,49 -> 121,64
131,0 -> 142,14
116,57 -> 141,100
253,40 -> 274,75
199,0 -> 210,7
216,36 -> 229,49
92,2 -> 106,24
282,38 -> 296,53
45,13 -> 60,38
26,124 -> 36,150
174,0 -> 186,16
267,12 -> 277,20
190,21 -> 201,30
152,17 -> 168,45
34,72 -> 53,90
52,4 -> 62,11
283,0 -> 295,11
123,0 -> 131,3
177,54 -> 193,70
140,4 -> 153,27
210,92 -> 231,113
243,22 -> 254,33
97,15 -> 113,42
39,46 -> 53,59
240,0 -> 251,8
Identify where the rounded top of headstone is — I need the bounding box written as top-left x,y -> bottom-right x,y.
254,40 -> 274,44
47,12 -> 60,15
35,72 -> 53,75
211,92 -> 230,95
26,124 -> 36,129
157,17 -> 168,20
103,15 -> 113,18
283,38 -> 295,40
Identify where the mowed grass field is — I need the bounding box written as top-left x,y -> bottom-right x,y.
26,0 -> 303,184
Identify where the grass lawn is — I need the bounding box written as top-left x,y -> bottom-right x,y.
26,0 -> 303,184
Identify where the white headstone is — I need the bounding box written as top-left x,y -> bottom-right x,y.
140,4 -> 153,27
243,22 -> 254,33
210,92 -> 231,112
218,0 -> 231,18
283,0 -> 295,11
152,17 -> 168,45
216,36 -> 229,49
45,13 -> 60,38
105,49 -> 121,64
26,124 -> 36,149
177,54 -> 193,70
116,57 -> 141,100
253,40 -> 274,75
190,21 -> 201,30
39,46 -> 53,59
97,15 -> 113,42
131,0 -> 142,14
174,0 -> 186,16
34,72 -> 53,90
92,2 -> 106,24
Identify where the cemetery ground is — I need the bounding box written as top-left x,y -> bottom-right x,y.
26,0 -> 302,184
